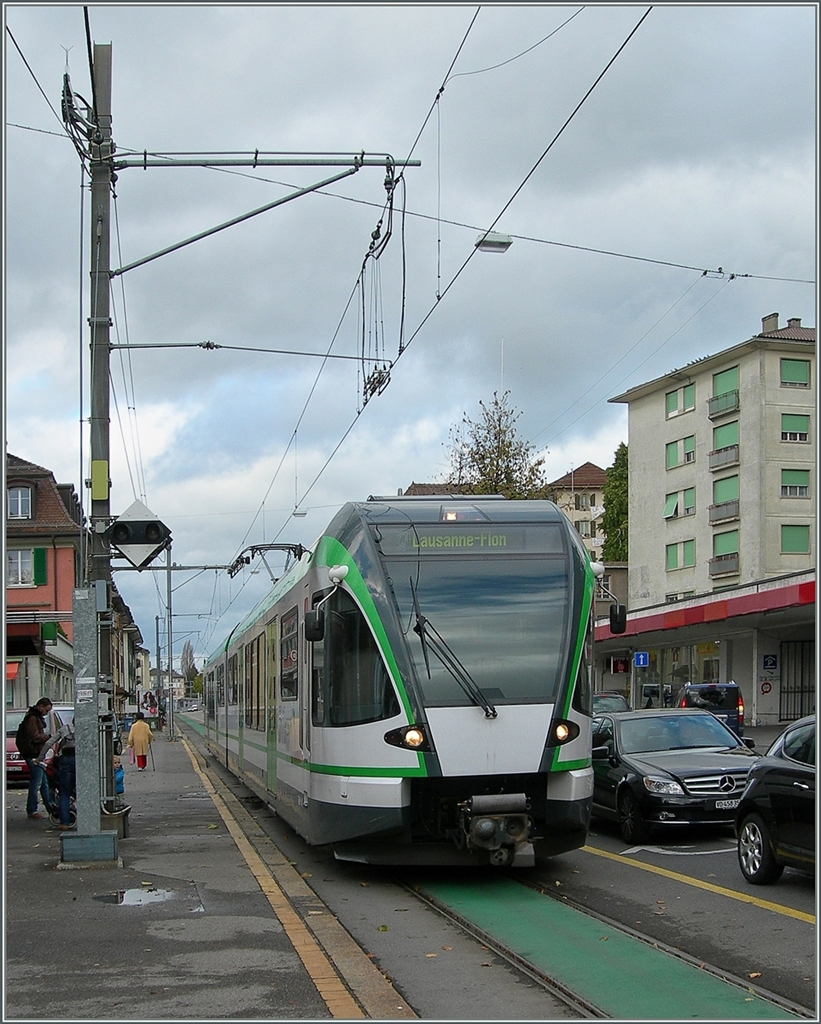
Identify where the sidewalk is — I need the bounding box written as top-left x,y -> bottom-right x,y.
4,731 -> 334,1021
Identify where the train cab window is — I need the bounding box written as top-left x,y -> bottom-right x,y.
312,588 -> 398,726
280,608 -> 299,700
572,616 -> 593,716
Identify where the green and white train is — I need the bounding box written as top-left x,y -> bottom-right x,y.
202,495 -> 603,866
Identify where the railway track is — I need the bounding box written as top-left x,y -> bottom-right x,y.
188,727 -> 813,1020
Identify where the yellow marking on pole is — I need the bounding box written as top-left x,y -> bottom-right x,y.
181,738 -> 364,1018
582,844 -> 815,924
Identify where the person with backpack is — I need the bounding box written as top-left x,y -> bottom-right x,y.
37,717 -> 76,830
16,698 -> 53,819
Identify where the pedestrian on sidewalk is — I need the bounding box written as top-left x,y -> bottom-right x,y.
128,712 -> 153,771
17,698 -> 53,819
37,717 -> 76,830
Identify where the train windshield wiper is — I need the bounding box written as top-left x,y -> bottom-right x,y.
409,578 -> 497,719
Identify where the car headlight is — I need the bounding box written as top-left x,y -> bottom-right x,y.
642,775 -> 684,796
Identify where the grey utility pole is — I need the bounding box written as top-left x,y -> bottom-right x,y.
62,43 -> 117,864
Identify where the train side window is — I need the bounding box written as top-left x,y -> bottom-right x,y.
311,591 -> 328,725
280,608 -> 299,701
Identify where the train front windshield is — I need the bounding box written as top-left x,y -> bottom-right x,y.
378,522 -> 573,706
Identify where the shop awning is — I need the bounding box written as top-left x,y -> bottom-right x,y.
6,662 -> 21,681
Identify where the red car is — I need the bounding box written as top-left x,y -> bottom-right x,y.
5,706 -> 74,786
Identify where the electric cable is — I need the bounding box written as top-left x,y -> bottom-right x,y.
445,6 -> 585,81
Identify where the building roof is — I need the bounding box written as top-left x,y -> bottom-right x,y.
546,462 -> 607,490
6,453 -> 84,535
402,482 -> 473,496
609,314 -> 816,404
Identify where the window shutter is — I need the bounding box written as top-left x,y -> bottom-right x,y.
712,366 -> 739,397
781,525 -> 810,553
780,359 -> 810,385
714,530 -> 739,557
782,413 -> 809,433
713,475 -> 739,504
713,421 -> 738,449
781,470 -> 809,487
663,493 -> 679,518
33,548 -> 47,586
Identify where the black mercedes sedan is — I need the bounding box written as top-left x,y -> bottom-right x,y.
591,709 -> 759,844
735,715 -> 815,885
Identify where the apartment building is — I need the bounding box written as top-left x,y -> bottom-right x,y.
545,462 -> 608,556
6,453 -> 145,711
595,314 -> 815,724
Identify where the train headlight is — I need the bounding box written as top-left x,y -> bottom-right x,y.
384,724 -> 432,752
548,719 -> 580,746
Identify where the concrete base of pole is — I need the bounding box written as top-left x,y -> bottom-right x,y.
58,831 -> 120,866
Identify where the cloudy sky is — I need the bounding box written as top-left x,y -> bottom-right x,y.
4,4 -> 816,669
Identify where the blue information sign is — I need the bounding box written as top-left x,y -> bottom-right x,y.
634,651 -> 649,668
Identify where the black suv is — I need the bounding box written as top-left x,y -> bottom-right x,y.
674,682 -> 744,736
735,716 -> 815,884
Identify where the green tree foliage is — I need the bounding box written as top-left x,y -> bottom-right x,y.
601,442 -> 628,561
180,639 -> 198,685
445,391 -> 546,499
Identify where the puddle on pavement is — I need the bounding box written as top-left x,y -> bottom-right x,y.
94,887 -> 175,906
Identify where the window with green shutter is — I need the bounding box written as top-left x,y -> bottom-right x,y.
713,420 -> 738,450
33,548 -> 47,586
664,493 -> 679,518
665,383 -> 696,418
666,540 -> 695,570
781,414 -> 809,441
683,488 -> 695,515
713,475 -> 739,504
780,359 -> 810,387
666,435 -> 695,468
713,366 -> 739,396
713,530 -> 739,557
781,525 -> 810,553
781,469 -> 809,497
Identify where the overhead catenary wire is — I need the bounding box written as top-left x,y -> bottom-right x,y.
289,5 -> 656,518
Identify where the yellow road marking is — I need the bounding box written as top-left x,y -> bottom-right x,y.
181,738 -> 364,1018
582,844 -> 815,924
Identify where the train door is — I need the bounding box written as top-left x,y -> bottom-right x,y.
266,618 -> 278,786
277,607 -> 303,760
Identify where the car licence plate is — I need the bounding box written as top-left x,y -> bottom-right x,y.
715,798 -> 739,810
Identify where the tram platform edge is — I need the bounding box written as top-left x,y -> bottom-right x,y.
3,724 -> 405,1021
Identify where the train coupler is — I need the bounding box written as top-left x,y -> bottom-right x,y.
458,793 -> 535,867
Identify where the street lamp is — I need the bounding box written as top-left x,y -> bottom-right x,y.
474,230 -> 513,253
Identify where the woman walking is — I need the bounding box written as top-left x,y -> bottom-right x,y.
127,712 -> 153,771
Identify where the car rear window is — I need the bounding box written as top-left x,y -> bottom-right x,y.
683,687 -> 738,711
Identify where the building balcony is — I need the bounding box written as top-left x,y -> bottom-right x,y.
708,390 -> 740,418
708,499 -> 740,523
708,444 -> 739,470
709,553 -> 740,577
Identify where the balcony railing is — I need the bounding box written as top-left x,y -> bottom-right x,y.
709,553 -> 740,576
708,390 -> 740,418
708,499 -> 740,522
708,444 -> 739,470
